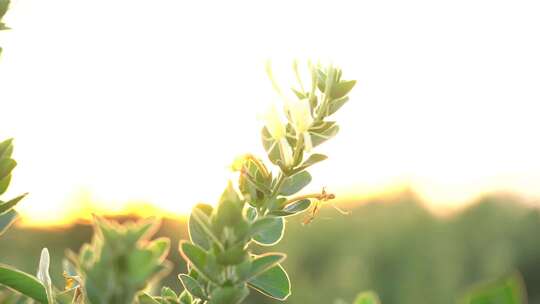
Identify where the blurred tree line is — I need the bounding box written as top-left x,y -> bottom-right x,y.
1,192 -> 539,304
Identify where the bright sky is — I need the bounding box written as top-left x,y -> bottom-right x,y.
1,0 -> 540,225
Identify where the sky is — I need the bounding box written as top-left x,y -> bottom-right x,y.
1,0 -> 540,225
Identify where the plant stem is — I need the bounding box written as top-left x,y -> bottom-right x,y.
261,133 -> 305,215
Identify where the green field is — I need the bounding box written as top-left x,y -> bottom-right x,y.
2,193 -> 539,304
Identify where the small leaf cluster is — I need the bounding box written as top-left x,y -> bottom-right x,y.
261,63 -> 355,173
0,138 -> 27,236
0,0 -> 10,56
0,216 -> 172,304
169,63 -> 356,304
65,217 -> 172,304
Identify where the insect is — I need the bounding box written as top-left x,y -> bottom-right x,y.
302,199 -> 321,226
302,187 -> 349,225
63,271 -> 84,303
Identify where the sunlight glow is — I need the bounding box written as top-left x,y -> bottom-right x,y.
1,0 -> 540,226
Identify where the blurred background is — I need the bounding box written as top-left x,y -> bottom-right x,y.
2,193 -> 540,303
1,0 -> 540,303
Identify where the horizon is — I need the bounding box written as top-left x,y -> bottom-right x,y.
12,185 -> 538,228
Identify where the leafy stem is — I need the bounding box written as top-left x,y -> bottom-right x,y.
262,132 -> 305,215
175,62 -> 356,304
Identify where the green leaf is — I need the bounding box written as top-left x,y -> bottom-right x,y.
36,249 -> 54,304
147,237 -> 170,261
233,259 -> 252,283
188,204 -> 214,250
0,159 -> 16,180
248,264 -> 291,300
247,253 -> 286,281
291,88 -> 306,99
219,181 -> 242,206
331,80 -> 356,99
216,244 -> 248,266
178,274 -> 206,300
291,153 -> 327,174
213,185 -> 250,245
178,290 -> 193,304
161,286 -> 178,300
354,291 -> 381,304
123,217 -> 160,245
215,182 -> 245,229
267,210 -> 293,217
0,264 -> 49,303
77,243 -> 94,266
208,286 -> 249,304
270,199 -> 312,217
138,293 -> 161,304
0,0 -> 9,20
309,121 -> 339,147
327,96 -> 349,116
0,138 -> 13,158
0,209 -> 16,236
460,273 -> 526,304
251,217 -> 284,246
0,193 -> 27,216
266,197 -> 287,211
285,123 -> 298,148
0,174 -> 12,196
280,171 -> 312,196
316,68 -> 328,93
127,249 -> 161,285
283,199 -> 311,214
179,241 -> 220,284
245,207 -> 257,222
261,127 -> 281,166
215,197 -> 244,229
284,199 -> 311,213
250,217 -> 276,235
241,170 -> 271,197
322,66 -> 337,99
0,139 -> 13,159
237,156 -> 272,198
